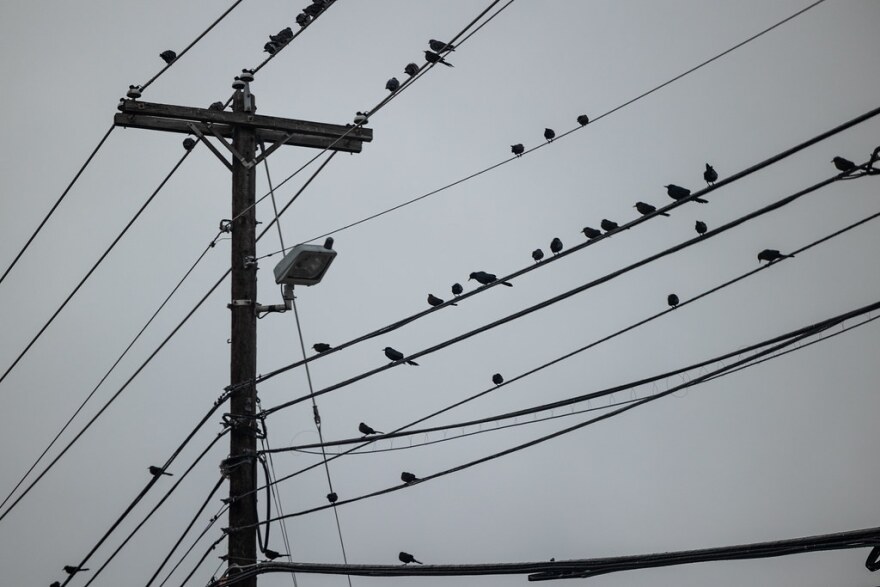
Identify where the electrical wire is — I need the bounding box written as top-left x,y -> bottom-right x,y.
298,0 -> 831,244
155,505 -> 228,587
0,124 -> 116,289
250,0 -> 338,76
257,421 -> 298,587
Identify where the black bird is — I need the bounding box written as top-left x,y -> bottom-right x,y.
492,373 -> 503,385
600,219 -> 619,233
703,163 -> 718,186
451,283 -> 463,296
263,41 -> 279,54
581,226 -> 601,239
313,343 -> 332,353
428,293 -> 456,307
577,114 -> 590,126
303,3 -> 324,16
550,237 -> 563,255
208,101 -> 225,111
531,248 -> 544,263
404,62 -> 419,76
354,111 -> 368,125
296,12 -> 310,26
667,294 -> 679,308
270,27 -> 294,43
384,347 -> 419,366
399,551 -> 422,565
148,466 -> 172,477
832,156 -> 856,172
544,128 -> 556,142
634,202 -> 669,217
359,422 -> 383,435
757,249 -> 794,263
469,271 -> 513,287
159,50 -> 177,64
326,492 -> 338,504
51,583 -> 60,587
182,137 -> 196,151
424,50 -> 453,67
665,184 -> 708,203
385,77 -> 400,92
511,143 -> 525,157
695,220 -> 707,236
264,549 -> 288,560
429,39 -> 455,53
64,566 -> 89,575
400,471 -> 418,484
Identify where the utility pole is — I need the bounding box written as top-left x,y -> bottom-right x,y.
115,77 -> 372,587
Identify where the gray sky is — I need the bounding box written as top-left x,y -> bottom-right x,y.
1,1 -> 879,586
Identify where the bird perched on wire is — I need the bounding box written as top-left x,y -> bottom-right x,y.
159,50 -> 177,64
757,249 -> 794,263
667,294 -> 679,308
326,492 -> 338,503
665,184 -> 707,203
832,156 -> 857,172
313,343 -> 332,353
469,271 -> 513,287
429,39 -> 455,52
384,347 -> 418,366
148,466 -> 172,477
451,283 -> 463,296
270,27 -> 294,44
296,12 -> 310,27
303,3 -> 324,16
424,50 -> 453,67
64,566 -> 89,575
404,62 -> 419,76
581,226 -> 601,240
695,220 -> 707,236
531,249 -> 544,263
492,373 -> 504,385
359,422 -> 382,435
704,163 -> 718,186
544,128 -> 556,142
264,549 -> 288,560
385,77 -> 400,92
182,138 -> 196,151
427,293 -> 456,307
400,471 -> 418,484
550,237 -> 563,255
511,143 -> 525,157
353,111 -> 368,125
577,114 -> 590,126
600,219 -> 619,233
50,582 -> 61,587
634,202 -> 669,217
399,551 -> 422,565
263,41 -> 280,54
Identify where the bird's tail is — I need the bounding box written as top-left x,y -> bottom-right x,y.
413,559 -> 423,564
441,60 -> 454,67
162,471 -> 173,476
406,360 -> 420,366
695,197 -> 709,203
500,281 -> 513,287
450,302 -> 458,306
660,212 -> 671,217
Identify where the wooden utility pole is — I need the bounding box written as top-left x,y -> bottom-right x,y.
115,79 -> 372,586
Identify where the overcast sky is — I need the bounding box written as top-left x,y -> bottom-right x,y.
1,1 -> 880,587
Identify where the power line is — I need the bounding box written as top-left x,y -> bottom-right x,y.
156,505 -> 228,587
250,0 -> 338,76
0,123 -> 116,289
299,0 -> 831,244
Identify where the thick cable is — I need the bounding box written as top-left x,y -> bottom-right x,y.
0,124 -> 115,288
257,424 -> 298,587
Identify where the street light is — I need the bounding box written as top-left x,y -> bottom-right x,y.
258,239 -> 336,316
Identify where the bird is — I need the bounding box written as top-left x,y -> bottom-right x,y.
544,128 -> 556,142
832,156 -> 857,172
312,343 -> 332,353
385,77 -> 400,92
326,492 -> 338,503
295,12 -> 310,26
665,184 -> 707,203
600,219 -> 619,233
208,101 -> 225,111
451,283 -> 463,296
577,114 -> 590,126
511,143 -> 525,157
400,471 -> 418,484
695,220 -> 707,236
757,249 -> 794,263
492,373 -> 504,385
263,41 -> 280,54
303,3 -> 324,16
667,294 -> 679,308
148,465 -> 172,477
270,27 -> 294,43
51,583 -> 60,587
182,137 -> 196,151
469,271 -> 513,287
64,566 -> 89,575
704,163 -> 718,185
581,226 -> 601,239
359,422 -> 383,435
404,62 -> 420,76
384,346 -> 419,366
159,50 -> 177,64
424,50 -> 453,66
634,202 -> 669,217
550,237 -> 563,255
353,111 -> 368,125
429,39 -> 455,52
531,248 -> 544,263
264,549 -> 288,560
427,293 -> 456,307
399,551 -> 422,565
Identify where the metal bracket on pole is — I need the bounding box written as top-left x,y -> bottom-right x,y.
187,123 -> 233,171
207,123 -> 255,168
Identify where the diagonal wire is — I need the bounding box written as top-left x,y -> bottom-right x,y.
155,504 -> 228,587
